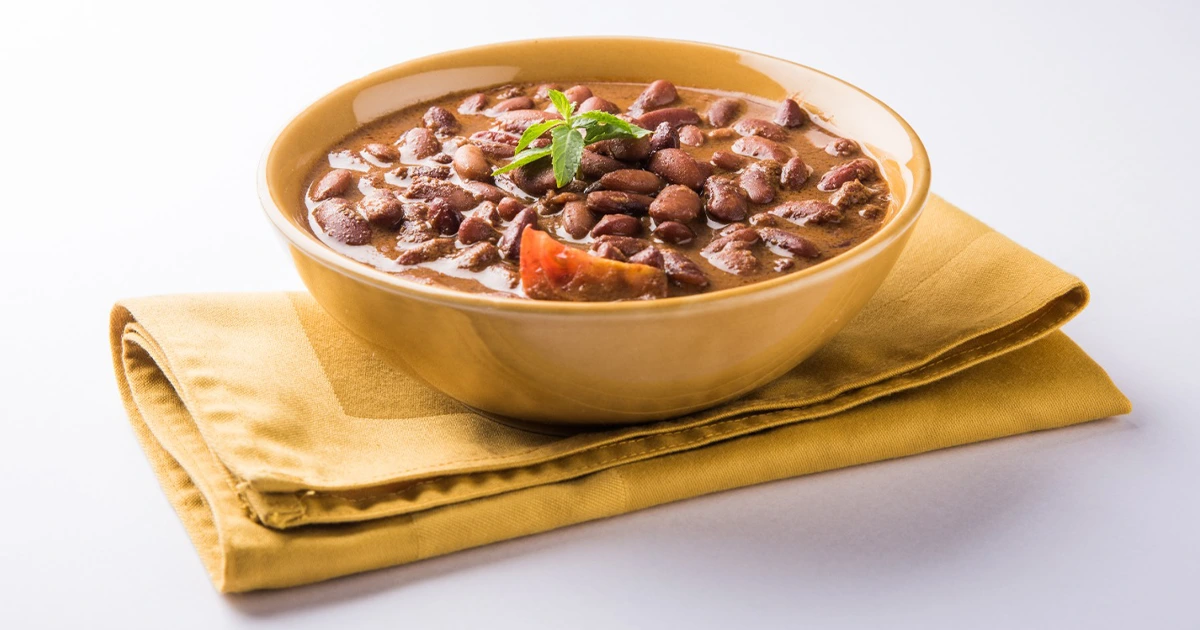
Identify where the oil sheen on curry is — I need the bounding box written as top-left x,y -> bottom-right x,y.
302,80 -> 893,301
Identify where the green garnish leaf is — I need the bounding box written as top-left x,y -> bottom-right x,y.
514,119 -> 565,153
491,145 -> 552,176
547,89 -> 575,120
550,125 -> 584,188
575,111 -> 652,140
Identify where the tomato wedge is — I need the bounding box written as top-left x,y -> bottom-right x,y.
519,226 -> 668,301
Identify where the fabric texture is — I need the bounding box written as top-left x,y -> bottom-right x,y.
110,195 -> 1130,592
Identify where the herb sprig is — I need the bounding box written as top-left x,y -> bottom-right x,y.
492,89 -> 651,187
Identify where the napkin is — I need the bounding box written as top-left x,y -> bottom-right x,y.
110,195 -> 1130,592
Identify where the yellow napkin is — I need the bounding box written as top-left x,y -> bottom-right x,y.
110,195 -> 1129,592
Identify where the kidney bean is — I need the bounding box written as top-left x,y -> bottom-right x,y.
430,153 -> 453,164
702,236 -> 758,275
357,192 -> 405,228
770,199 -> 842,225
829,179 -> 875,208
678,125 -> 705,147
653,220 -> 695,245
704,176 -> 749,222
509,161 -> 558,196
631,79 -> 677,113
493,96 -> 535,112
474,200 -> 502,225
706,97 -> 741,127
587,190 -> 654,214
748,212 -> 781,228
598,169 -> 665,195
628,247 -> 665,269
649,184 -> 702,223
733,118 -> 788,141
649,149 -> 707,190
578,96 -> 620,114
406,166 -> 448,180
662,250 -> 709,287
636,108 -> 701,130
722,225 -> 761,244
533,83 -> 561,100
395,238 -> 456,265
428,199 -> 464,235
708,128 -> 739,140
590,137 -> 651,163
780,157 -> 812,190
648,121 -> 679,154
471,129 -> 521,146
406,177 -> 480,213
400,200 -> 430,223
592,241 -> 627,262
826,138 -> 859,157
363,143 -> 400,162
578,150 -> 626,178
453,144 -> 491,182
457,216 -> 500,245
312,169 -> 354,201
710,150 -> 746,171
313,199 -> 372,245
453,241 -> 501,271
404,127 -> 441,159
758,227 -> 819,258
497,207 -> 538,260
497,197 -> 527,221
458,93 -> 487,114
817,158 -> 878,191
422,106 -> 460,135
563,85 -> 593,106
494,109 -> 561,133
545,191 -> 583,206
774,98 -> 807,128
461,181 -> 506,203
590,214 -> 642,237
731,135 -> 792,162
738,164 -> 776,204
561,200 -> 597,238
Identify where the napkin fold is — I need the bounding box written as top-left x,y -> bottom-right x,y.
110,195 -> 1129,592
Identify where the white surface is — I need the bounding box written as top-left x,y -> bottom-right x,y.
1,1 -> 1197,627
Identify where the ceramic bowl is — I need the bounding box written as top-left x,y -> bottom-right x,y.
258,37 -> 931,426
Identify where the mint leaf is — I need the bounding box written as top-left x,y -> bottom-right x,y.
492,146 -> 553,177
547,89 -> 575,120
550,125 -> 584,187
514,119 -> 564,153
576,111 -> 652,138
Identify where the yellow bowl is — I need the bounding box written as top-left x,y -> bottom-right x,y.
258,37 -> 931,426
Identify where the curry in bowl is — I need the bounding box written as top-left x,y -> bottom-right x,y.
303,79 -> 892,301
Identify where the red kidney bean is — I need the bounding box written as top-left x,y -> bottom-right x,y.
474,200 -> 502,225
497,207 -> 539,260
678,125 -> 705,147
817,158 -> 878,191
493,96 -> 536,112
598,169 -> 664,195
774,98 -> 807,128
395,238 -> 456,265
400,200 -> 430,223
453,241 -> 500,271
474,141 -> 514,159
471,129 -> 521,146
545,191 -> 583,205
758,227 -> 819,258
648,121 -> 679,154
458,93 -> 487,114
631,79 -> 677,113
578,150 -> 626,179
780,157 -> 812,190
494,109 -> 561,133
429,199 -> 463,235
457,216 -> 499,245
710,150 -> 746,171
722,225 -> 761,244
738,164 -> 776,204
357,192 -> 404,228
592,241 -> 627,262
702,236 -> 758,275
430,153 -> 453,164
662,250 -> 709,287
453,144 -> 491,182
732,118 -> 787,141
404,128 -> 441,159
406,177 -> 480,213
649,184 -> 702,223
363,143 -> 400,162
578,96 -> 620,114
653,220 -> 695,245
708,128 -> 739,140
313,199 -> 372,245
704,176 -> 749,222
312,169 -> 354,200
748,212 -> 780,227
561,200 -> 597,238
591,235 -> 652,256
587,190 -> 654,214
533,83 -> 561,100
636,107 -> 701,130
628,247 -> 664,269
509,161 -> 558,196
460,181 -> 506,203
770,199 -> 842,225
649,149 -> 707,190
731,135 -> 792,162
492,84 -> 524,99
563,85 -> 593,106
589,137 -> 652,163
408,165 -> 450,179
826,138 -> 859,157
590,214 -> 642,237
829,179 -> 875,208
497,197 -> 527,221
423,106 -> 460,135
706,97 -> 741,127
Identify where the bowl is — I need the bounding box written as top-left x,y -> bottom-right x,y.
258,37 -> 931,426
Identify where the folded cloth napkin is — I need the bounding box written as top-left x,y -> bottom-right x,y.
110,195 -> 1129,592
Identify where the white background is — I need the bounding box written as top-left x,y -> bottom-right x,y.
1,1 -> 1197,628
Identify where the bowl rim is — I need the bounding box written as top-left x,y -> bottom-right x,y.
258,36 -> 931,315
